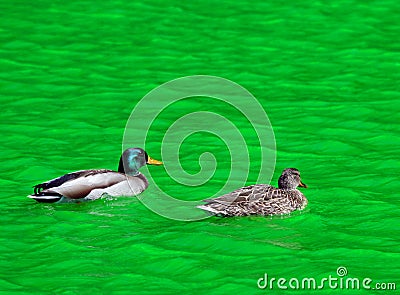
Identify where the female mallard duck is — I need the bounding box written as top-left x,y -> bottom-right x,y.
197,168 -> 308,216
28,148 -> 162,203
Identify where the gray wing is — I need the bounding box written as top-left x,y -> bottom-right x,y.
33,169 -> 113,194
33,169 -> 127,199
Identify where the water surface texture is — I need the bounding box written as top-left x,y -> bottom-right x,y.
1,0 -> 399,294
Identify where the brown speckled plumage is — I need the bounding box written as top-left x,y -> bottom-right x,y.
198,168 -> 308,217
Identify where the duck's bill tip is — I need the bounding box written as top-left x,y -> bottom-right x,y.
147,156 -> 163,165
299,181 -> 307,188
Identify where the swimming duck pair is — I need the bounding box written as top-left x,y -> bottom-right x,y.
28,148 -> 308,216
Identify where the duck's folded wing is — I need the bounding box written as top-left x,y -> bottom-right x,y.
34,170 -> 127,199
34,170 -> 104,194
203,184 -> 273,205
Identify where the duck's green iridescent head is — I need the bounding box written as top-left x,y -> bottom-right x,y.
278,168 -> 307,190
118,148 -> 162,175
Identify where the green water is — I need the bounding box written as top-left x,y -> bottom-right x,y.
1,0 -> 399,294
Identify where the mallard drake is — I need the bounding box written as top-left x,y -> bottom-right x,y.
197,168 -> 308,216
28,148 -> 162,203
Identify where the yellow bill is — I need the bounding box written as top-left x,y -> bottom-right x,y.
147,156 -> 163,165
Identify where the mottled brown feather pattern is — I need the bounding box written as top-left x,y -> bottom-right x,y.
198,168 -> 308,217
200,184 -> 307,216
